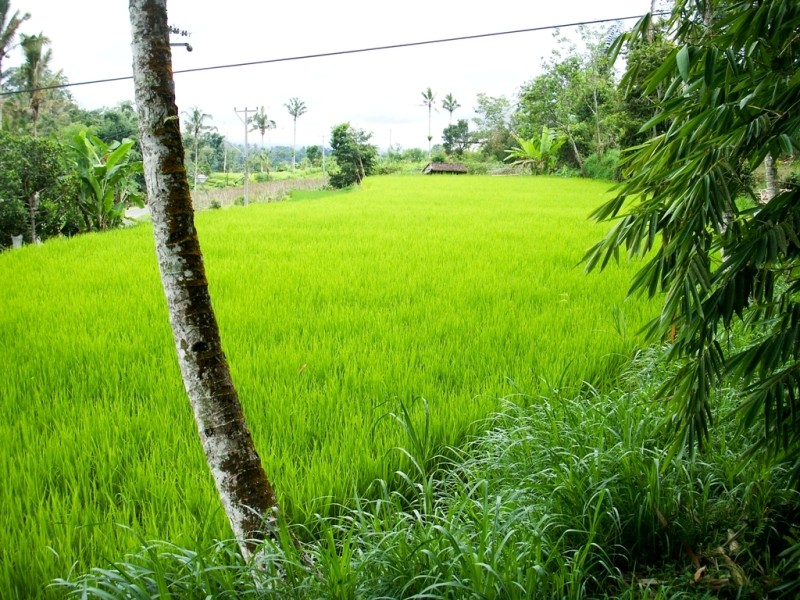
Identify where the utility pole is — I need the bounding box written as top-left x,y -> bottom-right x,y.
234,107 -> 255,205
321,134 -> 326,176
223,141 -> 229,187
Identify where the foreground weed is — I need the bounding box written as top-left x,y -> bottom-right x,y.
58,347 -> 800,598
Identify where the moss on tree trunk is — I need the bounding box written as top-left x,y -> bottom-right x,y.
128,0 -> 280,561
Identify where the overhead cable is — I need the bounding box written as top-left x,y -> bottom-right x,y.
0,13 -> 664,97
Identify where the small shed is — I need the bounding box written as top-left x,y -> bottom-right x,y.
423,162 -> 468,175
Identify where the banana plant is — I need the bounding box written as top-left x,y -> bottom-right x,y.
505,126 -> 566,174
71,130 -> 143,230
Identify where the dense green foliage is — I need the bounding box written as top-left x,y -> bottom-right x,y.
0,130 -> 144,249
304,143 -> 321,166
514,28 -> 635,177
328,122 -> 377,188
70,131 -> 143,230
615,28 -> 675,149
83,100 -> 139,146
0,177 -> 655,598
505,126 -> 567,175
57,349 -> 800,598
441,119 -> 471,157
586,0 -> 800,477
471,93 -> 513,162
0,131 -> 80,247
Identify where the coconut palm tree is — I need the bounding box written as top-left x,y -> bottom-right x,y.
129,0 -> 282,561
181,106 -> 214,189
421,87 -> 436,160
19,33 -> 52,137
284,97 -> 306,170
249,106 -> 276,173
442,93 -> 460,125
0,1 -> 29,130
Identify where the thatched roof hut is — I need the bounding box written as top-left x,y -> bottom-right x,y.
422,162 -> 468,175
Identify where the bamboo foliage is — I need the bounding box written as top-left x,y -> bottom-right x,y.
585,0 -> 800,473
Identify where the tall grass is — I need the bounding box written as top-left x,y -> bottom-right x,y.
0,175 -> 655,597
57,348 -> 800,598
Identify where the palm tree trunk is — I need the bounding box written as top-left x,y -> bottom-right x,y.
129,0 -> 281,561
260,132 -> 265,173
292,118 -> 297,170
193,139 -> 199,190
427,106 -> 432,160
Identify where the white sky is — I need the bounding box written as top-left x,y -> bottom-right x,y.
9,0 -> 651,150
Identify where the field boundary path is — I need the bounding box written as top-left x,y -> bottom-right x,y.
124,177 -> 329,223
191,177 -> 328,210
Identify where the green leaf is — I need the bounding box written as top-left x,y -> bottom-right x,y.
703,48 -> 717,89
779,134 -> 796,155
676,45 -> 690,82
644,48 -> 681,94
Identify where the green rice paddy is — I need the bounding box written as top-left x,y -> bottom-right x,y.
0,175 -> 654,598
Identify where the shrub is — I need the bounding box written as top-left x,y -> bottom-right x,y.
460,158 -> 504,175
584,149 -> 622,181
373,160 -> 403,176
0,133 -> 83,249
0,197 -> 27,249
328,123 -> 377,188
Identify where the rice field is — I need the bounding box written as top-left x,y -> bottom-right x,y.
0,175 -> 654,598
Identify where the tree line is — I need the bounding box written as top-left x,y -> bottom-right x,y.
0,0 -> 327,247
415,24 -> 674,180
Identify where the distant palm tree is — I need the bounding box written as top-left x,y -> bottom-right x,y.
181,106 -> 214,189
284,97 -> 306,170
0,1 -> 29,129
442,93 -> 460,125
421,87 -> 436,160
19,33 -> 52,137
249,106 -> 276,173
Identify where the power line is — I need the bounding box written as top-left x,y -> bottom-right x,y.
0,13 -> 660,98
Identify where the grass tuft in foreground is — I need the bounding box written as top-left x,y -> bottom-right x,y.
56,348 -> 800,599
